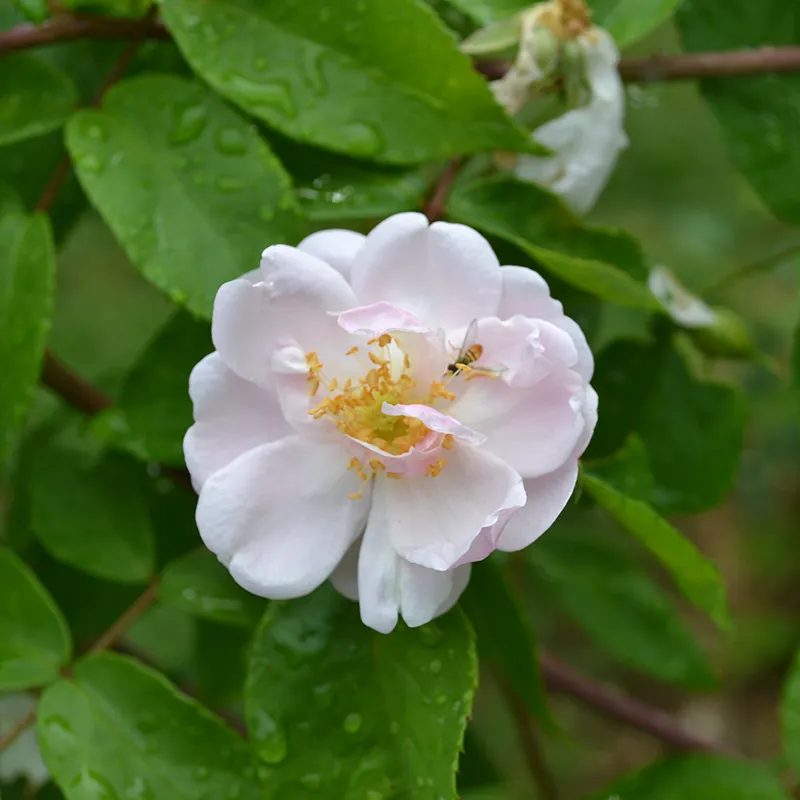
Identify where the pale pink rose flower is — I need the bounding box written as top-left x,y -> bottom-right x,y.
185,213 -> 597,633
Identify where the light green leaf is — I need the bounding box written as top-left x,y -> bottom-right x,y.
461,558 -> 552,725
159,550 -> 266,628
589,755 -> 789,800
461,15 -> 521,55
38,653 -> 263,800
28,446 -> 155,584
582,473 -> 730,629
637,349 -> 746,514
445,0 -> 527,26
447,177 -> 656,308
0,209 -> 55,466
0,54 -> 77,146
91,311 -> 210,466
0,549 -> 72,691
781,646 -> 800,774
246,585 -> 477,799
66,74 -> 303,319
676,0 -> 800,226
160,0 -> 531,164
530,523 -> 714,687
587,0 -> 679,46
791,316 -> 800,392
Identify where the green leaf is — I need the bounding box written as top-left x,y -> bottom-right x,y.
581,473 -> 730,629
676,0 -> 800,226
27,446 -> 155,584
0,209 -> 55,465
637,349 -> 746,514
0,54 -> 77,147
12,0 -> 49,23
447,177 -> 656,309
445,0 -> 527,26
245,585 -> 477,799
589,755 -> 789,800
530,522 -> 714,687
38,653 -> 263,800
461,15 -> 521,56
90,311 -> 210,466
0,549 -> 72,691
66,74 -> 303,319
160,0 -> 531,165
195,620 -> 251,707
159,550 -> 266,628
781,646 -> 800,774
584,339 -> 663,460
587,0 -> 679,47
461,558 -> 552,725
791,316 -> 800,392
586,434 -> 654,503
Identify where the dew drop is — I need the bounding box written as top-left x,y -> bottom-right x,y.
301,49 -> 328,97
195,766 -> 209,779
69,768 -> 118,800
435,694 -> 447,705
428,659 -> 442,674
77,153 -> 104,174
343,712 -> 362,734
43,715 -> 75,744
181,12 -> 199,28
300,773 -> 322,789
169,103 -> 208,146
182,587 -> 198,602
215,176 -> 245,192
419,622 -> 443,647
202,24 -> 219,44
251,710 -> 288,764
215,127 -> 248,155
341,122 -> 384,156
85,123 -> 106,142
224,74 -> 297,119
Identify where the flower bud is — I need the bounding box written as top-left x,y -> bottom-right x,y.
687,308 -> 759,360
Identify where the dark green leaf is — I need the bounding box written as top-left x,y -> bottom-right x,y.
159,550 -> 266,627
28,446 -> 155,584
461,558 -> 552,725
0,55 -> 77,147
195,620 -> 251,707
0,209 -> 55,465
791,315 -> 800,392
38,653 -> 262,800
530,522 -> 714,687
447,177 -> 655,308
676,0 -> 800,225
582,473 -> 730,629
589,755 -> 789,800
444,0 -> 526,25
90,311 -> 210,466
66,74 -> 303,318
637,349 -> 746,514
0,549 -> 71,691
246,585 -> 477,799
160,0 -> 531,164
586,435 -> 654,503
781,646 -> 800,774
12,0 -> 49,23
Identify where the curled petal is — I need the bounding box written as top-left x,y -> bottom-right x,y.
384,445 -> 526,571
297,228 -> 366,281
381,403 -> 486,445
196,438 -> 368,599
351,213 -> 502,330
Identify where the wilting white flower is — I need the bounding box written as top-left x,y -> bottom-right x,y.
648,266 -> 718,329
0,694 -> 48,786
491,1 -> 628,214
185,213 -> 597,633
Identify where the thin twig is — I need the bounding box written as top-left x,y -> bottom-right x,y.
40,350 -> 112,415
424,158 -> 463,222
493,665 -> 560,800
702,242 -> 800,296
88,579 -> 160,654
540,652 -> 735,755
0,14 -> 168,55
0,710 -> 37,754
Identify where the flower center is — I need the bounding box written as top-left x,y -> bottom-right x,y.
306,333 -> 456,457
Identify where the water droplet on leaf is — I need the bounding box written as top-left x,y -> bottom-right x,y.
343,712 -> 362,733
251,710 -> 288,764
169,103 -> 208,146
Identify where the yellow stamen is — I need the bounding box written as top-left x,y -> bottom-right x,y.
346,346 -> 359,356
386,472 -> 402,479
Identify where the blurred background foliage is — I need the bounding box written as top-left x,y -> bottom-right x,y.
1,0 -> 800,798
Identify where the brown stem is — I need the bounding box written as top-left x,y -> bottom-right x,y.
0,709 -> 37,754
0,14 -> 168,55
540,652 -> 735,756
424,158 -> 463,222
40,350 -> 112,415
493,665 -> 560,800
88,579 -> 160,654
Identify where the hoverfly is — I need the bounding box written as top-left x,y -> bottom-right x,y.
447,320 -> 505,378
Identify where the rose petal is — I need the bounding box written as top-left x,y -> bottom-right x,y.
212,245 -> 356,388
196,437 -> 368,599
451,371 -> 586,478
297,228 -> 366,281
381,403 -> 486,445
184,353 -> 291,490
384,445 -> 525,570
399,561 -> 471,628
351,213 -> 502,330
